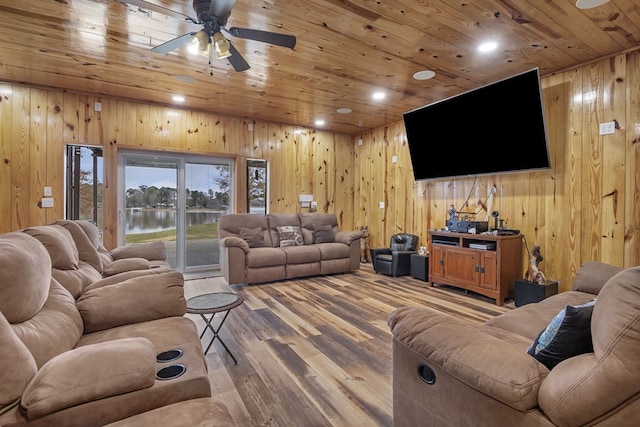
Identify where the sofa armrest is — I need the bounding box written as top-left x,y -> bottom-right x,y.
110,242 -> 167,262
335,230 -> 361,246
219,236 -> 250,253
103,258 -> 152,277
21,338 -> 155,420
388,306 -> 548,412
76,271 -> 186,333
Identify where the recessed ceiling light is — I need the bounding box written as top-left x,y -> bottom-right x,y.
372,91 -> 386,100
315,119 -> 325,126
172,95 -> 185,102
478,41 -> 498,53
413,70 -> 436,80
576,0 -> 609,8
175,74 -> 196,84
336,107 -> 352,114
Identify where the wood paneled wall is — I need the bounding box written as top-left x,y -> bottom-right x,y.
354,51 -> 640,292
0,87 -> 355,249
1,51 -> 639,291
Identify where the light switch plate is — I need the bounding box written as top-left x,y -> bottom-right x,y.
391,155 -> 398,163
379,201 -> 385,209
599,121 -> 615,135
43,186 -> 52,196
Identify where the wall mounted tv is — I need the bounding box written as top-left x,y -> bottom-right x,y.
403,68 -> 551,181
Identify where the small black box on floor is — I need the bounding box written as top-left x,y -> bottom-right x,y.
514,279 -> 558,307
410,254 -> 429,282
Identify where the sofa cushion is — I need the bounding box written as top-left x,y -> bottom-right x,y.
246,247 -> 287,268
484,290 -> 596,341
239,227 -> 267,248
313,224 -> 335,243
11,280 -> 84,368
0,311 -> 38,410
53,220 -> 104,273
23,225 -> 79,271
76,271 -> 186,333
103,258 -> 152,277
572,261 -> 623,294
316,242 -> 351,260
0,233 -> 51,323
21,337 -> 156,420
277,226 -> 304,247
527,299 -> 595,369
267,213 -> 301,246
299,213 -> 339,245
281,245 -> 321,264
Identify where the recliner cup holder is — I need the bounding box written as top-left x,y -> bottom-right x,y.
156,349 -> 183,363
418,364 -> 436,385
156,364 -> 186,380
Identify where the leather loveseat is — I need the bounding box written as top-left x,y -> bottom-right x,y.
388,261 -> 640,426
218,213 -> 362,285
0,230 -> 232,426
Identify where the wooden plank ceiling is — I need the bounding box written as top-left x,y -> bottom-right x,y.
0,0 -> 638,135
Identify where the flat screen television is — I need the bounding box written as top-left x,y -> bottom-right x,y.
403,68 -> 551,181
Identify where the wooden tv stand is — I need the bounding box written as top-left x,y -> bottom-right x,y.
428,230 -> 523,306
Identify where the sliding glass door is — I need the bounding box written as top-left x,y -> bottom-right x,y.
185,163 -> 231,268
119,151 -> 233,272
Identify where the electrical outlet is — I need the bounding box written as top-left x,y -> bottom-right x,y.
599,121 -> 615,135
94,102 -> 102,112
41,198 -> 54,208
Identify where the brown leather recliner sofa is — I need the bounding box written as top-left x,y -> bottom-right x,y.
0,230 -> 233,426
218,213 -> 362,285
388,261 -> 640,426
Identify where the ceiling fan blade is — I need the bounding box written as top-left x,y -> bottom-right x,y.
208,0 -> 236,23
119,0 -> 195,22
227,43 -> 250,72
151,33 -> 196,54
226,27 -> 296,49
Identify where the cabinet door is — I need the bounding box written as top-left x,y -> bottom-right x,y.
444,248 -> 478,287
479,251 -> 497,290
430,245 -> 446,280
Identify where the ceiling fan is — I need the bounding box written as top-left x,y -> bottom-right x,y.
121,0 -> 297,72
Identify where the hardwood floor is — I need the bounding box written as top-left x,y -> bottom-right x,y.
184,264 -> 512,426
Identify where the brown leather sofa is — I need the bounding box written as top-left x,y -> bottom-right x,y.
388,261 -> 640,426
0,230 -> 232,426
218,213 -> 362,285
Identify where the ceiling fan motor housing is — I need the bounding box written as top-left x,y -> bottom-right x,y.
193,0 -> 232,24
193,0 -> 210,20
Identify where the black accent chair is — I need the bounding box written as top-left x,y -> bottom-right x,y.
370,233 -> 419,277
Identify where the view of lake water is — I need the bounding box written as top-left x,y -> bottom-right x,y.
125,209 -> 224,234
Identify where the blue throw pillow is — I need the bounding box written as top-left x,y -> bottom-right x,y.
527,300 -> 596,369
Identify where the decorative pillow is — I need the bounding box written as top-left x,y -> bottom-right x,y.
313,224 -> 335,243
239,227 -> 267,248
277,226 -> 303,247
527,299 -> 596,369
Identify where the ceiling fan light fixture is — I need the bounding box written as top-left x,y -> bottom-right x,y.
190,30 -> 211,57
213,32 -> 232,59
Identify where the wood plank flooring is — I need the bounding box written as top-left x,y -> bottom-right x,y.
184,265 -> 512,426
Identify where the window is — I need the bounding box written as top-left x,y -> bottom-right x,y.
247,159 -> 267,214
65,145 -> 103,228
